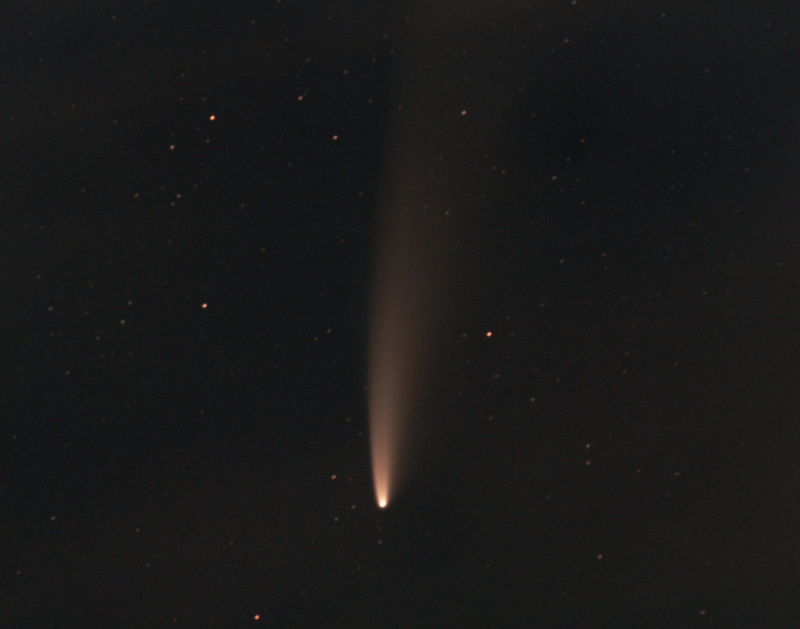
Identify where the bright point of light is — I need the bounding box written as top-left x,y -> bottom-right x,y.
372,445 -> 391,509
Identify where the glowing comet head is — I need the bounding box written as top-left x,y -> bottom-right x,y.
369,82 -> 447,510
373,471 -> 390,509
372,462 -> 390,508
370,406 -> 393,508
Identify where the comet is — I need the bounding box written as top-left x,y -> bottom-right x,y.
368,183 -> 434,509
368,268 -> 416,510
368,0 -> 481,509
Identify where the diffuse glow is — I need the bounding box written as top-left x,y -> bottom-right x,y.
368,314 -> 406,509
368,238 -> 426,509
367,134 -> 449,508
368,11 -> 460,508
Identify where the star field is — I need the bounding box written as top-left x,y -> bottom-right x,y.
4,1 -> 800,626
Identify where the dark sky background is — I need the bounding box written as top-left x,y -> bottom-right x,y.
4,0 -> 800,626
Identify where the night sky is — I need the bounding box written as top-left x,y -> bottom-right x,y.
4,1 -> 800,626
